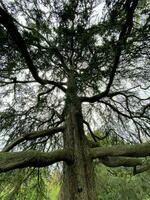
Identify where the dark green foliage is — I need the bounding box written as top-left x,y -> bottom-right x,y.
0,0 -> 150,199
1,164 -> 150,200
0,0 -> 149,144
0,168 -> 60,200
95,164 -> 150,200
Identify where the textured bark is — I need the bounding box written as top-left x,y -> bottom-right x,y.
0,150 -> 73,173
90,142 -> 150,158
0,0 -> 148,199
134,164 -> 150,175
100,156 -> 143,167
59,75 -> 96,200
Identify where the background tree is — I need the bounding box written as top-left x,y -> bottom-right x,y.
0,0 -> 150,199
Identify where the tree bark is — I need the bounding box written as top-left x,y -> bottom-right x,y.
59,75 -> 96,200
0,150 -> 72,173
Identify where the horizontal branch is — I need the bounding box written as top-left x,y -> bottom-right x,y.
99,156 -> 150,175
90,142 -> 150,158
3,126 -> 65,152
0,149 -> 73,173
100,156 -> 142,167
134,164 -> 150,175
80,91 -> 107,103
0,80 -> 36,85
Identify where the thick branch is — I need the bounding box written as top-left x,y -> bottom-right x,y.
3,126 -> 65,152
80,0 -> 139,103
90,142 -> 150,158
100,156 -> 142,167
99,156 -> 150,175
0,149 -> 73,173
134,164 -> 150,175
0,7 -> 66,92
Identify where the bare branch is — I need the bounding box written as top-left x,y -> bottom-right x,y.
0,80 -> 36,85
37,86 -> 56,101
83,120 -> 109,142
99,100 -> 131,118
3,126 -> 65,152
83,120 -> 98,142
0,149 -> 73,173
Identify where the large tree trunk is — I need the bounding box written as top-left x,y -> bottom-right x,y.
59,74 -> 96,200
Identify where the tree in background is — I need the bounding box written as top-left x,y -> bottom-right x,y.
0,0 -> 149,199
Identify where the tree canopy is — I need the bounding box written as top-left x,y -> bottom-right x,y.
0,0 -> 150,199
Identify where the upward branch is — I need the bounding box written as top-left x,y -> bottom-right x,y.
81,0 -> 139,103
2,126 -> 65,152
0,6 -> 66,92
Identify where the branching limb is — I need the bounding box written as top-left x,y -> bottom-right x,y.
83,120 -> 98,142
0,6 -> 66,92
3,126 -> 65,152
99,100 -> 131,118
37,86 -> 56,101
80,0 -> 139,103
83,120 -> 109,142
0,149 -> 73,173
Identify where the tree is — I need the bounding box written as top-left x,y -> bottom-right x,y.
0,0 -> 149,199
